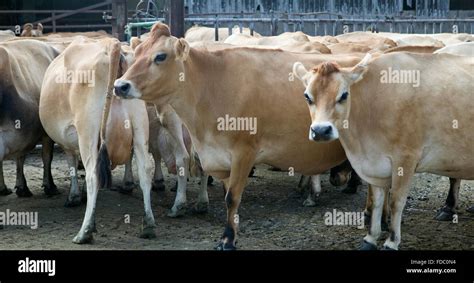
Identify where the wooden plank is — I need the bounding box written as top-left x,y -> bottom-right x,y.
170,0 -> 185,37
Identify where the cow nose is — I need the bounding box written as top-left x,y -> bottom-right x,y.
310,125 -> 333,141
114,80 -> 131,97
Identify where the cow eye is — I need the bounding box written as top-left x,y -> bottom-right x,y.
304,93 -> 313,105
338,92 -> 349,103
154,53 -> 167,64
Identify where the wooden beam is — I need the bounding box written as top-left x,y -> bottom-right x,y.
112,0 -> 127,41
169,0 -> 185,37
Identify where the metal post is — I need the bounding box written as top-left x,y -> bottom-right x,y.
169,0 -> 185,38
112,0 -> 127,41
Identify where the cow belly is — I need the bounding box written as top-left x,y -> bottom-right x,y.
417,147 -> 474,179
0,128 -> 41,160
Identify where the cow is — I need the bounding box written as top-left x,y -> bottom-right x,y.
292,52 -> 473,250
0,30 -> 15,42
0,40 -> 59,198
39,37 -> 156,244
184,25 -> 261,42
113,23 -> 365,250
434,42 -> 474,56
328,42 -> 372,54
335,32 -> 397,51
20,23 -> 43,37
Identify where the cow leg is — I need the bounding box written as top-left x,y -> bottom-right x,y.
119,152 -> 136,194
64,152 -> 81,207
194,173 -> 209,214
15,155 -> 32,197
151,148 -> 165,192
342,169 -> 362,194
216,150 -> 256,251
303,175 -> 321,207
296,175 -> 310,193
360,184 -> 385,250
0,162 -> 12,195
72,133 -> 99,244
382,164 -> 415,250
41,136 -> 59,196
167,123 -> 190,218
435,178 -> 460,221
364,186 -> 390,231
132,137 -> 156,239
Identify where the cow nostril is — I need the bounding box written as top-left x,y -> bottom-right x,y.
323,126 -> 332,135
120,83 -> 130,93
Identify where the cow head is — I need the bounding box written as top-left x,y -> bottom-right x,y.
292,54 -> 371,142
114,23 -> 190,105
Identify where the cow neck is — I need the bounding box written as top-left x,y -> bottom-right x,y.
167,48 -> 215,142
337,87 -> 367,156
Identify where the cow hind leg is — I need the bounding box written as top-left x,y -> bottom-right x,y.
0,162 -> 12,196
151,148 -> 165,192
167,149 -> 189,217
15,155 -> 32,197
216,149 -> 256,251
194,173 -> 209,214
435,178 -> 460,221
64,152 -> 81,207
41,136 -> 59,196
303,175 -> 321,207
119,152 -> 136,194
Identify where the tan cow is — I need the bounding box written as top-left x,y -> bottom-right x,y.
335,32 -> 397,51
293,52 -> 474,250
0,40 -> 59,198
328,42 -> 371,54
185,25 -> 261,42
20,23 -> 43,37
113,23 -> 365,250
40,37 -> 156,244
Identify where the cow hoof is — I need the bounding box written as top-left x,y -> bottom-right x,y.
342,185 -> 358,194
466,206 -> 474,214
139,226 -> 157,239
43,184 -> 60,196
152,179 -> 165,192
382,245 -> 397,251
72,233 -> 94,244
193,202 -> 209,214
0,187 -> 12,196
64,196 -> 82,208
118,182 -> 135,194
15,186 -> 33,198
359,240 -> 378,251
302,198 -> 317,207
215,241 -> 237,251
435,209 -> 454,221
167,204 -> 186,218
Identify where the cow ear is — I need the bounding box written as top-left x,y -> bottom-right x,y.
349,53 -> 371,83
174,38 -> 190,61
130,37 -> 142,51
293,62 -> 310,86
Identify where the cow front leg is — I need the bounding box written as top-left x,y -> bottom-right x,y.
382,163 -> 415,250
216,150 -> 255,251
303,175 -> 321,207
15,155 -> 32,197
0,162 -> 12,196
435,178 -> 460,221
41,136 -> 59,196
361,184 -> 385,250
65,152 -> 81,207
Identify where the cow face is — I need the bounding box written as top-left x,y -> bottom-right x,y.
293,54 -> 371,142
114,23 -> 189,105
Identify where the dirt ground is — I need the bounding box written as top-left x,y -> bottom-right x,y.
0,147 -> 473,250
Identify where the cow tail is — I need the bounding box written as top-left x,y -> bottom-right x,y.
97,39 -> 121,189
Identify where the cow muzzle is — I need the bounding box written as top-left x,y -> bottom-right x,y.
114,79 -> 139,99
309,122 -> 338,142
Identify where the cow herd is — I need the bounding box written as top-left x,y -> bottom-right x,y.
0,22 -> 473,250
